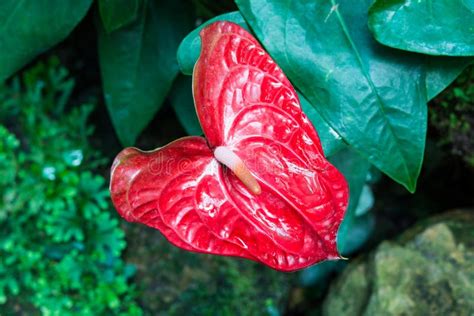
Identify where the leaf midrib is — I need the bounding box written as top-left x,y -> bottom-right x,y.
326,0 -> 413,184
130,1 -> 147,91
273,0 -> 414,185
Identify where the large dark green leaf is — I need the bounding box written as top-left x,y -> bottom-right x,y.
236,0 -> 428,192
368,0 -> 474,56
98,0 -> 141,33
178,11 -> 472,101
299,93 -> 345,157
329,148 -> 374,255
177,8 -> 471,190
169,75 -> 203,136
177,12 -> 248,76
98,0 -> 194,146
426,57 -> 473,99
0,0 -> 92,82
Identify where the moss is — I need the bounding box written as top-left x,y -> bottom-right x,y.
322,261 -> 370,316
323,211 -> 474,316
124,224 -> 293,316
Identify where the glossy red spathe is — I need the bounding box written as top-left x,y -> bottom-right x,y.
110,21 -> 349,271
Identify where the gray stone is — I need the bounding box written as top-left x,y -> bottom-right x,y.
323,211 -> 474,316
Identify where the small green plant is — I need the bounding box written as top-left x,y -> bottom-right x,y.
430,65 -> 474,167
0,59 -> 142,315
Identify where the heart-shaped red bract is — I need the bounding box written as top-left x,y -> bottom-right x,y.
110,21 -> 349,271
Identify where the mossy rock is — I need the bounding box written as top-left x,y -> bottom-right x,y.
323,210 -> 474,316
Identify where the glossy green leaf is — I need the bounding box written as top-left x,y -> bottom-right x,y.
169,75 -> 203,135
236,0 -> 428,192
426,57 -> 473,99
330,148 -> 374,255
98,0 -> 141,33
98,0 -> 194,146
0,0 -> 92,82
298,93 -> 346,157
178,11 -> 472,102
368,0 -> 474,56
355,185 -> 374,216
177,8 -> 470,190
177,12 -> 248,75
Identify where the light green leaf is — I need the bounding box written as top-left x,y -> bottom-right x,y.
98,0 -> 141,33
177,12 -> 248,75
98,0 -> 194,146
0,0 -> 92,82
368,0 -> 474,56
236,0 -> 427,192
169,75 -> 203,136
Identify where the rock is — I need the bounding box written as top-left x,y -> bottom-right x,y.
323,211 -> 474,316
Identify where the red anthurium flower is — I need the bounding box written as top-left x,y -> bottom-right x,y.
110,21 -> 349,271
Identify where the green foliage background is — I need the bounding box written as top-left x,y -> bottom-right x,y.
0,60 -> 141,315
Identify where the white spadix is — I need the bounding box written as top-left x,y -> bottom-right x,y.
214,146 -> 261,195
